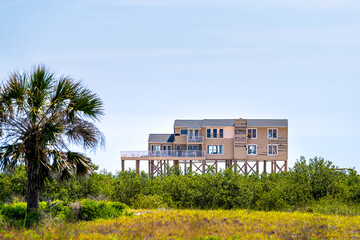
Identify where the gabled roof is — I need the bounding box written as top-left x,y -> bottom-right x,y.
148,134 -> 174,143
174,120 -> 202,129
173,118 -> 288,129
202,119 -> 234,127
247,119 -> 288,127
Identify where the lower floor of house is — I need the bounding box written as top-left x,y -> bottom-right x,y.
120,157 -> 287,176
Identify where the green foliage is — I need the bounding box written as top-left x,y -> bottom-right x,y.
77,200 -> 128,221
0,156 -> 360,216
0,65 -> 104,213
0,202 -> 42,227
48,200 -> 72,220
0,200 -> 129,228
130,194 -> 167,209
1,202 -> 27,221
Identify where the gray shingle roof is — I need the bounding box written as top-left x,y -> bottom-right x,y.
174,120 -> 202,129
174,119 -> 235,128
202,119 -> 234,127
173,118 -> 287,129
247,119 -> 288,127
148,134 -> 174,143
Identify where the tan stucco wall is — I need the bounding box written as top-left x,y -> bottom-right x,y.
243,127 -> 288,161
204,138 -> 234,160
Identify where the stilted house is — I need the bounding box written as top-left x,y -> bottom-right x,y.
121,118 -> 288,175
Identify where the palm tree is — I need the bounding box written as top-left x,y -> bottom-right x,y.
0,65 -> 104,212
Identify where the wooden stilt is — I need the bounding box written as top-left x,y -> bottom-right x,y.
151,160 -> 154,176
234,159 -> 237,173
264,160 -> 266,173
202,160 -> 206,174
215,160 -> 218,173
121,159 -> 125,172
136,160 -> 140,174
245,160 -> 248,175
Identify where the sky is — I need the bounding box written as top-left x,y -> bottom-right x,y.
0,0 -> 359,172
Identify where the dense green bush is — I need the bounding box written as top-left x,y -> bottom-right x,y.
77,200 -> 128,221
47,200 -> 72,220
0,201 -> 46,227
0,200 -> 129,227
130,194 -> 168,209
0,157 -> 359,213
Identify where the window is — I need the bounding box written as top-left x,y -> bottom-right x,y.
188,145 -> 199,150
247,128 -> 257,139
207,145 -> 212,154
219,145 -> 224,154
219,129 -> 224,138
207,145 -> 224,154
247,144 -> 257,155
189,130 -> 193,136
213,129 -> 217,138
213,145 -> 218,154
180,129 -> 188,135
268,144 -> 278,155
207,129 -> 211,138
268,128 -> 278,139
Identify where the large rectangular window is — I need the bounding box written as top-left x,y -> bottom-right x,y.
213,129 -> 217,138
207,129 -> 211,138
268,128 -> 278,139
268,144 -> 278,155
247,128 -> 257,139
207,145 -> 224,154
247,144 -> 257,155
219,145 -> 224,154
180,129 -> 188,135
188,145 -> 199,150
219,129 -> 224,138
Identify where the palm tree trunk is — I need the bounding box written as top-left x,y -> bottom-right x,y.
26,161 -> 40,212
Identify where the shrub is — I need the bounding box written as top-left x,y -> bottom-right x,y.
77,200 -> 128,221
131,194 -> 167,209
48,200 -> 73,221
0,202 -> 41,228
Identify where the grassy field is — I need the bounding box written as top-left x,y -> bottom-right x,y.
2,209 -> 360,239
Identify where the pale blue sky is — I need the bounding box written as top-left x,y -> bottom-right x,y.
1,0 -> 359,171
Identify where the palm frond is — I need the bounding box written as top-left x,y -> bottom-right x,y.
65,119 -> 104,149
66,151 -> 92,177
0,143 -> 24,170
67,83 -> 104,121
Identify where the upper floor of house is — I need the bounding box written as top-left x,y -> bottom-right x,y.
147,118 -> 288,160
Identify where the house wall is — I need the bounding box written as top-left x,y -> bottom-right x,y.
204,138 -> 234,160
148,119 -> 288,162
244,127 -> 288,161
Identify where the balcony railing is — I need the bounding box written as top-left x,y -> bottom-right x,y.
187,135 -> 204,143
121,150 -> 205,158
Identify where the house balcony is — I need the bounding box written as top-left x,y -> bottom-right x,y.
187,135 -> 204,143
121,150 -> 205,160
